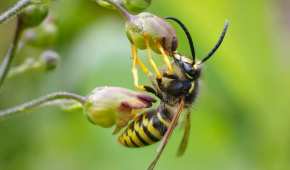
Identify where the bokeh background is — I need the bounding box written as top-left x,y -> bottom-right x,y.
0,0 -> 289,170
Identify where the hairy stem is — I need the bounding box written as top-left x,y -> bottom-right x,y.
0,18 -> 23,88
105,0 -> 133,21
0,0 -> 32,24
0,92 -> 86,121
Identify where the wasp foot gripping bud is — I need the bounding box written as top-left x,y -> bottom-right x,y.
18,3 -> 49,29
83,86 -> 156,133
126,12 -> 178,55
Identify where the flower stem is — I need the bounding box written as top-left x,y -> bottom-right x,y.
0,18 -> 24,88
105,0 -> 134,21
7,58 -> 42,79
0,0 -> 32,24
0,92 -> 86,121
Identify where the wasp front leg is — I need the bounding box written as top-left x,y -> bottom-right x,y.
144,34 -> 162,80
131,45 -> 150,91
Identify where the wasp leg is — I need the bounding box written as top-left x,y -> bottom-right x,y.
148,99 -> 185,170
144,35 -> 162,79
144,85 -> 162,99
131,45 -> 150,91
157,43 -> 174,74
162,72 -> 179,80
177,109 -> 191,156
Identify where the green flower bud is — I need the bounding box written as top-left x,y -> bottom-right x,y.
96,0 -> 116,9
40,50 -> 60,71
83,87 -> 156,133
96,0 -> 151,13
123,0 -> 151,13
126,12 -> 178,55
23,17 -> 58,47
18,4 -> 49,29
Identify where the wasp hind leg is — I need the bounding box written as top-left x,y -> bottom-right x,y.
131,45 -> 150,91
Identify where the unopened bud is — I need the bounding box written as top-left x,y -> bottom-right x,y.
40,50 -> 60,71
96,0 -> 151,13
84,86 -> 156,131
96,0 -> 116,9
23,16 -> 58,47
126,12 -> 178,55
123,0 -> 151,13
19,4 -> 49,28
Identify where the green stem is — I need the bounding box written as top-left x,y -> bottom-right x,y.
0,0 -> 32,24
0,18 -> 24,88
7,58 -> 41,79
105,0 -> 134,21
0,92 -> 86,121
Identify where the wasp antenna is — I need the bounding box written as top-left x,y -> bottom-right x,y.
165,17 -> 196,64
201,20 -> 229,64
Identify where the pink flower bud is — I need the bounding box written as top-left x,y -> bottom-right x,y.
126,12 -> 178,55
83,87 -> 156,133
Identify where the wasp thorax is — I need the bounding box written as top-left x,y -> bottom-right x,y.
125,12 -> 178,54
19,4 -> 49,29
83,87 -> 156,129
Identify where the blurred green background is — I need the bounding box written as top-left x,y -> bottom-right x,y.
0,0 -> 289,170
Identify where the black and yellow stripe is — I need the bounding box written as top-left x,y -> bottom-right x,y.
118,109 -> 171,147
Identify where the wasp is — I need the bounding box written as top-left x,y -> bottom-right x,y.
118,18 -> 229,169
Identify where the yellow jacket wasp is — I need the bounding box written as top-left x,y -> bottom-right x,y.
118,18 -> 229,169
97,1 -> 229,169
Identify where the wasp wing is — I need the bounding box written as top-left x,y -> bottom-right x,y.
147,99 -> 184,170
177,109 -> 191,156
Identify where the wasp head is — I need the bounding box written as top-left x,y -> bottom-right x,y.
173,54 -> 201,81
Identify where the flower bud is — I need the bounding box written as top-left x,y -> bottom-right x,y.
18,4 -> 49,29
96,0 -> 116,9
126,12 -> 178,55
123,0 -> 151,13
40,50 -> 60,71
96,0 -> 151,13
83,87 -> 156,132
23,16 -> 58,48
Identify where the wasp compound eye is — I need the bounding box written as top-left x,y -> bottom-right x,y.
18,4 -> 49,29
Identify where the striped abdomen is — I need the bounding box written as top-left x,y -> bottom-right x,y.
118,109 -> 171,147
